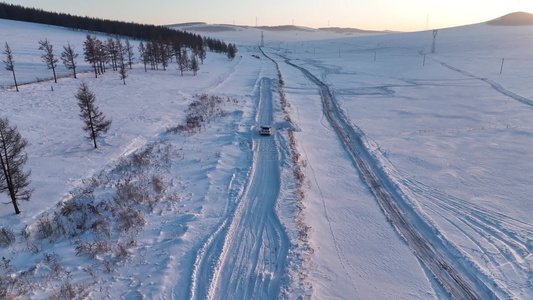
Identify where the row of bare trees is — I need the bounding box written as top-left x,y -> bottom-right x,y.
82,35 -> 134,81
3,36 -> 206,88
137,39 -> 203,76
2,40 -> 78,91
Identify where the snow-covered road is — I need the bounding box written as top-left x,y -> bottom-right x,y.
188,72 -> 289,299
282,57 -> 504,299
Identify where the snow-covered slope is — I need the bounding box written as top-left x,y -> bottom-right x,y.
170,23 -> 386,45
0,19 -> 113,86
264,21 -> 533,299
1,16 -> 533,299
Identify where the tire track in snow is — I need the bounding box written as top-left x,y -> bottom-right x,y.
188,77 -> 289,300
261,50 -> 362,295
282,57 -> 504,300
437,60 -> 533,107
406,178 -> 533,297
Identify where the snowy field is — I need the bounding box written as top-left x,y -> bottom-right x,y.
0,19 -> 117,86
1,16 -> 533,299
265,23 -> 533,299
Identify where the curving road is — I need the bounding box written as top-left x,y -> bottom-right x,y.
282,57 -> 502,300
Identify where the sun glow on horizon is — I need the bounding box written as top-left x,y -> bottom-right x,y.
2,0 -> 533,32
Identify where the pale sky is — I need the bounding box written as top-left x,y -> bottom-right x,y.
3,0 -> 532,31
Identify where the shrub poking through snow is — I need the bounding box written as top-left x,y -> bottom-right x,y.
0,227 -> 15,247
167,93 -> 232,134
36,216 -> 53,240
2,138 -> 184,298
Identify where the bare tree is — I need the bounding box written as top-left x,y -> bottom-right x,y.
61,42 -> 78,79
83,35 -> 98,78
119,62 -> 127,85
3,42 -> 18,92
192,41 -> 206,64
138,41 -> 148,72
106,37 -> 118,71
158,41 -> 169,71
148,41 -> 159,70
190,54 -> 199,76
227,43 -> 237,60
178,48 -> 189,76
172,40 -> 182,64
0,117 -> 33,214
38,38 -> 58,83
115,37 -> 125,68
124,39 -> 135,69
75,83 -> 112,149
198,41 -> 206,64
95,38 -> 107,74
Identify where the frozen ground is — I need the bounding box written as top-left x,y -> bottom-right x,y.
1,16 -> 533,299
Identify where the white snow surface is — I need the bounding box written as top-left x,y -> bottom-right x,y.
1,18 -> 532,299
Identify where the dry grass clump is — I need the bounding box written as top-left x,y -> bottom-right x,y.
0,227 -> 15,247
4,138 -> 182,298
167,93 -> 230,135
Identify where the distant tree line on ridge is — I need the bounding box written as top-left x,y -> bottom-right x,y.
0,2 -> 233,54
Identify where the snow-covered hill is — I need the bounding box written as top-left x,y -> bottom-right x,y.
0,19 -> 113,87
263,20 -> 533,299
1,16 -> 533,299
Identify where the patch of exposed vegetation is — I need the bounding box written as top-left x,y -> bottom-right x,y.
167,93 -> 237,135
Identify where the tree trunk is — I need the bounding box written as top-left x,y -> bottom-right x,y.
12,70 -> 18,92
8,185 -> 20,214
52,66 -> 57,83
12,198 -> 20,214
0,136 -> 20,214
88,113 -> 98,149
93,63 -> 98,78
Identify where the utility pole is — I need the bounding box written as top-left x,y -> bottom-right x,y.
260,31 -> 264,47
431,29 -> 438,53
